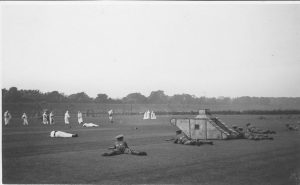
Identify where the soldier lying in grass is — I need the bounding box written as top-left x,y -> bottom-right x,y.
166,130 -> 213,146
246,123 -> 276,134
102,135 -> 147,156
232,126 -> 273,140
286,124 -> 298,131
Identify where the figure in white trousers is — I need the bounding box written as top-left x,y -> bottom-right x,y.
64,110 -> 70,125
78,111 -> 83,124
4,110 -> 12,126
108,109 -> 114,123
49,112 -> 55,125
21,113 -> 29,125
42,111 -> 48,124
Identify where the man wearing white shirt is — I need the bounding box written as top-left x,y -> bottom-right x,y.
4,110 -> 12,126
49,111 -> 55,125
42,111 -> 48,125
65,110 -> 71,128
108,109 -> 114,123
78,111 -> 83,124
21,113 -> 29,125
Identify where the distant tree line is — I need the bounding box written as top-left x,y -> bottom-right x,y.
2,87 -> 300,108
155,110 -> 300,115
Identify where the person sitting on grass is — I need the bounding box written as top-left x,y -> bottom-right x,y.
50,131 -> 78,138
82,123 -> 99,127
166,130 -> 213,146
102,135 -> 147,156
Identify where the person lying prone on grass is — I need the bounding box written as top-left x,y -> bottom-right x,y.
82,123 -> 99,127
50,131 -> 78,138
166,130 -> 213,146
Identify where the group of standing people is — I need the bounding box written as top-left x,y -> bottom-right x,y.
42,111 -> 55,125
43,110 -> 83,126
3,109 -> 114,126
4,110 -> 28,126
63,110 -> 113,126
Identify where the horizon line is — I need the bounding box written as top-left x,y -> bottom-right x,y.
2,86 -> 300,99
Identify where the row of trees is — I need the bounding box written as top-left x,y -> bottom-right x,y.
2,87 -> 300,106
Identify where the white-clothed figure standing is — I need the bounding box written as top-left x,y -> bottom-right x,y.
78,111 -> 83,124
64,110 -> 70,125
21,113 -> 28,125
42,112 -> 48,124
49,112 -> 54,125
83,123 -> 99,127
108,109 -> 113,123
50,131 -> 78,138
4,110 -> 12,125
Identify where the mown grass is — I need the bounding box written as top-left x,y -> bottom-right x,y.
2,114 -> 300,184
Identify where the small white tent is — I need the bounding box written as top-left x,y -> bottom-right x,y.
143,110 -> 150,120
150,111 -> 156,120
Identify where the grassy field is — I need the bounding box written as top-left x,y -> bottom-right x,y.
2,114 -> 300,184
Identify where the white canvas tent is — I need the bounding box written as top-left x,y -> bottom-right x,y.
143,110 -> 156,120
143,110 -> 150,120
150,111 -> 156,120
170,109 -> 238,140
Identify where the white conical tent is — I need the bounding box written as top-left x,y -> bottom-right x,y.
170,109 -> 238,140
143,110 -> 150,120
150,111 -> 156,120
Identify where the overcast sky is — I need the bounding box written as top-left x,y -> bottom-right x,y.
1,2 -> 300,98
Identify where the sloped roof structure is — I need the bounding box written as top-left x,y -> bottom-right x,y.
170,109 -> 238,140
